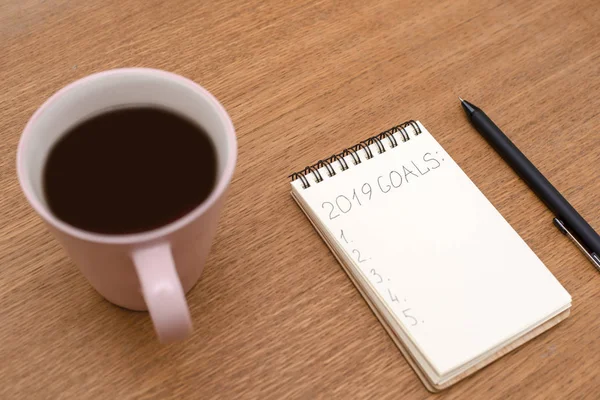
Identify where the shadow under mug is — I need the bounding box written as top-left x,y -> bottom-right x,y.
16,68 -> 237,343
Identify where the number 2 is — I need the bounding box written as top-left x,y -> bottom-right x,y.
352,249 -> 367,263
322,202 -> 339,220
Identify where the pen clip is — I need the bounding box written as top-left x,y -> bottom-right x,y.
553,218 -> 600,272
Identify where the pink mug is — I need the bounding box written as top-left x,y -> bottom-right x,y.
16,68 -> 237,342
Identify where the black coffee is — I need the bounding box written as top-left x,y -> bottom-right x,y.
43,107 -> 217,234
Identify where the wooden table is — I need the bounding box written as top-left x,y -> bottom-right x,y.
2,0 -> 599,398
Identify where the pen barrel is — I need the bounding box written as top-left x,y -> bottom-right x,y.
471,111 -> 600,256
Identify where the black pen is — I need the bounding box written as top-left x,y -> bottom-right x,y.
460,98 -> 600,272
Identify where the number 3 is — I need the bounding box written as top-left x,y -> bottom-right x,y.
370,269 -> 383,283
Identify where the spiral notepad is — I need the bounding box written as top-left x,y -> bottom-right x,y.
289,121 -> 571,391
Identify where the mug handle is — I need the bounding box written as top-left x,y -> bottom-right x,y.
132,242 -> 192,343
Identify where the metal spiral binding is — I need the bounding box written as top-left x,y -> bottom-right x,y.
289,120 -> 422,189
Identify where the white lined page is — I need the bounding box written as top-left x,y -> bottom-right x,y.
292,122 -> 571,377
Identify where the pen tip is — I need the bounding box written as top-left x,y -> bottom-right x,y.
458,96 -> 464,102
459,97 -> 477,116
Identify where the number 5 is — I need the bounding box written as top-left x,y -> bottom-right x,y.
402,308 -> 418,326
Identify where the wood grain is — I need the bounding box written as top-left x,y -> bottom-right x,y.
1,0 -> 599,398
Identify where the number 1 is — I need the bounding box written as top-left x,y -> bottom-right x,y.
340,230 -> 351,244
352,189 -> 362,206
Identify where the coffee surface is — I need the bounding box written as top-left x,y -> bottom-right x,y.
43,107 -> 217,234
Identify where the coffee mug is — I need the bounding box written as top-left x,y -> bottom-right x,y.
16,68 -> 237,342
